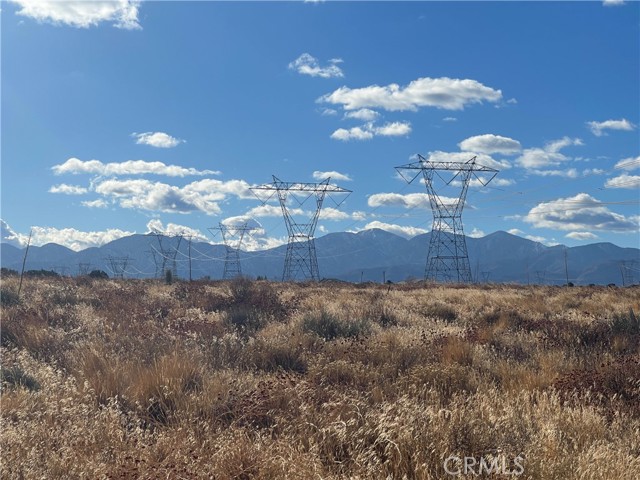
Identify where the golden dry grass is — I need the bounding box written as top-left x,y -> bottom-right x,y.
1,277 -> 639,479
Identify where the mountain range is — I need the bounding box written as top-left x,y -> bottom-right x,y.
1,230 -> 639,285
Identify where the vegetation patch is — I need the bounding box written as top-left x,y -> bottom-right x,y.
0,276 -> 638,479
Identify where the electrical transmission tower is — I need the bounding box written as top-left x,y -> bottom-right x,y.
620,260 -> 638,286
53,265 -> 70,277
147,230 -> 184,279
251,176 -> 351,281
396,155 -> 498,283
209,222 -> 258,280
106,256 -> 130,279
78,262 -> 91,276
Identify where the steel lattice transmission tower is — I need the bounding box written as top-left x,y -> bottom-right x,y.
147,230 -> 184,279
396,155 -> 498,283
251,176 -> 351,281
78,262 -> 91,276
106,256 -> 130,279
209,222 -> 258,280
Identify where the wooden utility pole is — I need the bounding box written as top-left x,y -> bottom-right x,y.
564,247 -> 570,286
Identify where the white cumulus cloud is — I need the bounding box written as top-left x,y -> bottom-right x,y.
458,134 -> 522,155
81,199 -> 108,208
331,126 -> 374,141
93,177 -> 253,215
604,174 -> 640,189
288,53 -> 344,78
245,204 -> 307,218
1,219 -> 134,251
362,221 -> 427,239
368,192 -> 431,209
312,170 -> 352,182
523,193 -> 639,232
424,150 -> 511,171
566,231 -> 598,241
516,137 -> 583,169
375,121 -> 412,137
132,132 -> 185,148
145,219 -> 209,243
525,235 -> 548,244
468,228 -> 485,238
319,76 -> 502,112
319,207 -> 352,221
614,156 -> 640,171
320,108 -> 338,116
11,0 -> 142,30
343,109 -> 379,121
587,118 -> 635,136
330,121 -> 411,141
52,158 -> 219,177
49,184 -> 88,195
530,168 -> 579,178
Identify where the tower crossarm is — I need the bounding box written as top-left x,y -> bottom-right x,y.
396,155 -> 499,174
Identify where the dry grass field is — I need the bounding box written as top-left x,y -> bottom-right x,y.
1,276 -> 639,479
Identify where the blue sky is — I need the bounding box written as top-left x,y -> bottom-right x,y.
2,0 -> 639,251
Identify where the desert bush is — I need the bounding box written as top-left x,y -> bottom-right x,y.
302,310 -> 371,340
223,304 -> 263,334
242,325 -> 315,374
1,366 -> 41,391
230,278 -> 286,317
554,356 -> 640,417
1,313 -> 64,363
247,338 -> 308,373
220,278 -> 288,335
88,269 -> 109,279
0,286 -> 20,307
611,308 -> 639,335
366,300 -> 399,327
308,359 -> 375,389
423,302 -> 458,322
0,267 -> 18,276
440,335 -> 475,366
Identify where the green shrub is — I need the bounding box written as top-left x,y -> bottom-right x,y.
88,269 -> 109,279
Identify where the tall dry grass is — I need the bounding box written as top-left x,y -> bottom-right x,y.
1,277 -> 639,478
